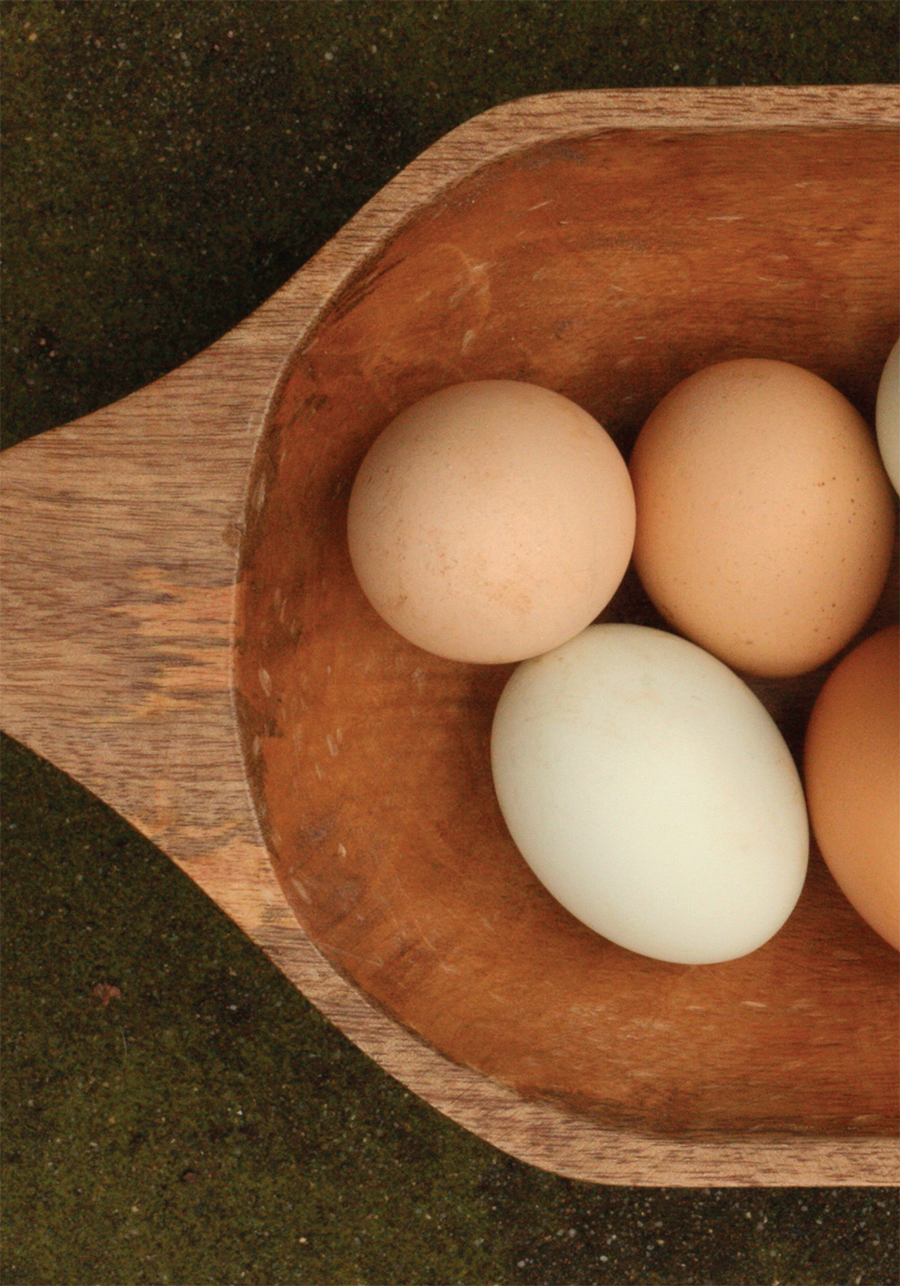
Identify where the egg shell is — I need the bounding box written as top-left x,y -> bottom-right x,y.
876,337 -> 899,492
804,624 -> 900,950
630,359 -> 896,678
490,623 -> 809,965
347,380 -> 635,663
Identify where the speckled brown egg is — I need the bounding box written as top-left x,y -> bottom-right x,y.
347,380 -> 635,663
804,624 -> 899,950
629,359 -> 896,678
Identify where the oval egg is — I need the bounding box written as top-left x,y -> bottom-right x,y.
347,380 -> 635,663
804,624 -> 900,950
876,336 -> 899,492
629,359 -> 896,677
491,623 -> 809,965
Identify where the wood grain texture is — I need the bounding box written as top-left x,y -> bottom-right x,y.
2,87 -> 898,1186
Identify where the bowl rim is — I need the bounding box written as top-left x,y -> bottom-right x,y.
235,86 -> 900,1187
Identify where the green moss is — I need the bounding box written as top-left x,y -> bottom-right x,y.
1,736 -> 513,1285
2,1 -> 897,447
2,734 -> 897,1286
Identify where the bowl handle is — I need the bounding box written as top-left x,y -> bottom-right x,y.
0,317 -> 291,934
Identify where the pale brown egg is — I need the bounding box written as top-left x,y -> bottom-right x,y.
347,380 -> 635,663
629,359 -> 896,677
804,625 -> 899,950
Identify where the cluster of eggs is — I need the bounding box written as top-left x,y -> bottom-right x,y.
347,350 -> 899,966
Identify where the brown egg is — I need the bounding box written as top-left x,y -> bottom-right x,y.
630,359 -> 896,677
347,380 -> 635,663
804,625 -> 899,950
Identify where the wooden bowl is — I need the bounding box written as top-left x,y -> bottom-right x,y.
2,88 -> 898,1186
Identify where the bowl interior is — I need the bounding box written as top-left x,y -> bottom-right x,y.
236,125 -> 899,1139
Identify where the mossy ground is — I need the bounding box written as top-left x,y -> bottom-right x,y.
2,3 -> 899,1283
3,0 -> 898,451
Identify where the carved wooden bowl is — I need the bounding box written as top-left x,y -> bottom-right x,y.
3,88 -> 898,1186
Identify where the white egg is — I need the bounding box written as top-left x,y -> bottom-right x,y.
490,624 -> 809,965
876,337 -> 899,493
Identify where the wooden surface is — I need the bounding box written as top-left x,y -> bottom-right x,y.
2,86 -> 899,1186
